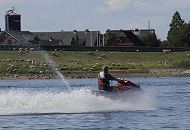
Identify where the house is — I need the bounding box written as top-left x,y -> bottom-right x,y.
0,30 -> 101,47
30,30 -> 100,47
104,30 -> 144,47
0,8 -> 101,48
0,7 -> 159,50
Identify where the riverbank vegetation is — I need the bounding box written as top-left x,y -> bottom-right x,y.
0,50 -> 189,79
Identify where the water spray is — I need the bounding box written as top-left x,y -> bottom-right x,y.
39,51 -> 70,89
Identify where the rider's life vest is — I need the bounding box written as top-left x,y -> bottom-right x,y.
98,71 -> 110,90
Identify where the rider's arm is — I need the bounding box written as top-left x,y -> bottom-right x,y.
106,74 -> 123,83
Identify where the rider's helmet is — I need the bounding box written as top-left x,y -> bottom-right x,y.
102,65 -> 108,74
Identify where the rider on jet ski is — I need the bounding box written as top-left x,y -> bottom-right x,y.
98,65 -> 123,92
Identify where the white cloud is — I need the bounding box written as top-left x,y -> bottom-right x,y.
97,0 -> 190,14
165,0 -> 190,7
0,0 -> 30,5
96,0 -> 131,13
133,0 -> 190,15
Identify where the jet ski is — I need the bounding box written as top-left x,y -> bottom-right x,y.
115,79 -> 141,92
92,79 -> 142,98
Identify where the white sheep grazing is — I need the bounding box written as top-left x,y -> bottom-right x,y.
30,48 -> 34,51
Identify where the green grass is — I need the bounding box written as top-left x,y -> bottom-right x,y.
52,51 -> 190,70
0,50 -> 189,74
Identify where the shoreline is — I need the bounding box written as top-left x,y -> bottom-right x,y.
0,69 -> 190,80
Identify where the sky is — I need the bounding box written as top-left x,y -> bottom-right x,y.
0,0 -> 190,40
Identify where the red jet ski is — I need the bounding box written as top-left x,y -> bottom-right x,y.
92,79 -> 141,98
114,79 -> 141,92
92,79 -> 142,100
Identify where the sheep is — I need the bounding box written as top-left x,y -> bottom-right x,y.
102,54 -> 106,57
30,48 -> 34,51
52,52 -> 57,56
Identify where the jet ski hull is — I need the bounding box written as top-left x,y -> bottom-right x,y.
93,79 -> 142,99
91,86 -> 143,100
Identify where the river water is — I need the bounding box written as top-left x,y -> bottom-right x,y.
0,77 -> 189,129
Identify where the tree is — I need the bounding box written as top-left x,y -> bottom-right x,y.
180,23 -> 190,47
167,11 -> 185,47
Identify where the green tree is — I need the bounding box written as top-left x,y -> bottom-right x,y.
180,23 -> 190,47
167,11 -> 185,47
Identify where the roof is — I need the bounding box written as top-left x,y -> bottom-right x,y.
31,32 -> 73,46
0,30 -> 100,47
6,7 -> 21,16
105,30 -> 144,46
5,31 -> 33,45
30,31 -> 100,46
0,31 -> 33,46
107,31 -> 126,38
123,31 -> 143,46
133,29 -> 156,38
6,10 -> 20,16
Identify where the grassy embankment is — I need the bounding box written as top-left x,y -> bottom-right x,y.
0,51 -> 189,79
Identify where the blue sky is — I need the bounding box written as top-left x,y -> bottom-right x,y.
0,0 -> 190,40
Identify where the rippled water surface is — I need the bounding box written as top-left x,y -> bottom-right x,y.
0,77 -> 189,129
